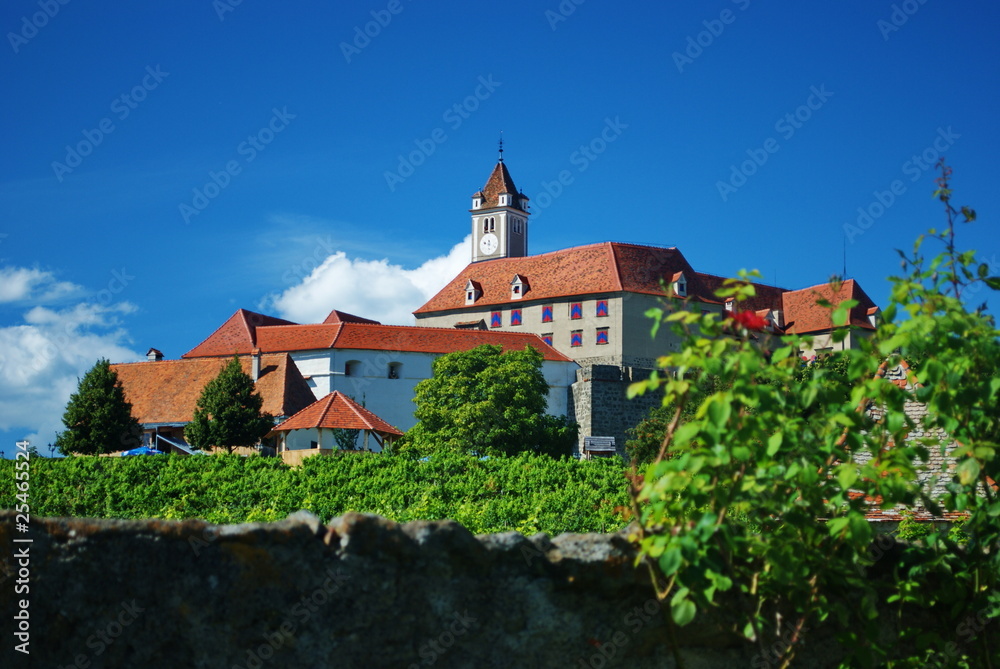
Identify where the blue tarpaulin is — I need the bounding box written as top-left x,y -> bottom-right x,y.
121,446 -> 164,457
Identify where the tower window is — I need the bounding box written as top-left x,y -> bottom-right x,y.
596,327 -> 609,345
570,330 -> 583,347
596,300 -> 609,317
570,302 -> 583,320
489,217 -> 495,231
388,362 -> 402,379
510,309 -> 522,326
490,311 -> 502,328
542,305 -> 553,323
541,333 -> 553,346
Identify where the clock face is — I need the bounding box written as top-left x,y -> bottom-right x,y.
479,233 -> 498,255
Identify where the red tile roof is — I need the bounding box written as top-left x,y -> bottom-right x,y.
694,273 -> 787,312
782,279 -> 878,334
322,309 -> 380,325
415,242 -> 719,313
273,391 -> 402,436
474,161 -> 525,210
184,309 -> 298,358
184,319 -> 572,362
111,353 -> 314,425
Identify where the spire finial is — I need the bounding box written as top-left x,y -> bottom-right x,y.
498,132 -> 504,162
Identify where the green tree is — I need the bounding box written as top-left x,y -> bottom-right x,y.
405,344 -> 578,457
55,359 -> 142,456
628,164 -> 1000,667
184,357 -> 274,454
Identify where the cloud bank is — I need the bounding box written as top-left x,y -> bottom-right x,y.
0,266 -> 142,449
264,236 -> 471,325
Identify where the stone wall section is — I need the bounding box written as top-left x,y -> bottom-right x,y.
0,511 -> 948,668
571,361 -> 661,457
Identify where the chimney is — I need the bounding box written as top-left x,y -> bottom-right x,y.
251,348 -> 261,381
146,348 -> 164,362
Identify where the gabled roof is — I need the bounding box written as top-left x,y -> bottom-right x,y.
415,242 -> 719,313
184,318 -> 573,363
695,273 -> 787,313
782,279 -> 878,334
273,391 -> 403,436
184,309 -> 298,358
322,309 -> 380,325
111,353 -> 315,425
475,161 -> 525,211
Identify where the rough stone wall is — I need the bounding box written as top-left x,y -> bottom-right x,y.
1,511 -> 765,669
571,363 -> 661,457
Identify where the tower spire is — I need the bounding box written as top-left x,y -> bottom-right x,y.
498,132 -> 504,162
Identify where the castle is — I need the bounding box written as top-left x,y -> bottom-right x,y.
113,153 -> 878,457
412,155 -> 879,453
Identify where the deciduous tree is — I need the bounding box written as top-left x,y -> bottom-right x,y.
405,345 -> 577,457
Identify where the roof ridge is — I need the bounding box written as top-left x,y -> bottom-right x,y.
606,241 -> 625,292
320,392 -> 338,426
343,393 -> 375,431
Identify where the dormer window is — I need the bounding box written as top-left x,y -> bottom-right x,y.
499,194 -> 509,206
725,299 -> 734,312
472,193 -> 483,209
672,272 -> 688,297
867,307 -> 880,328
510,274 -> 528,300
464,280 -> 482,305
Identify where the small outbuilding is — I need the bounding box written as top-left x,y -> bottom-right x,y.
273,391 -> 403,465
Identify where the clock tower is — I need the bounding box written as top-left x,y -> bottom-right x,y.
470,142 -> 530,263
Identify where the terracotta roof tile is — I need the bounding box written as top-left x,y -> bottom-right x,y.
274,391 -> 402,436
475,161 -> 525,210
694,273 -> 787,312
322,309 -> 380,325
782,279 -> 878,334
185,318 -> 572,362
415,242 -> 719,313
183,309 -> 298,358
255,324 -> 342,352
111,353 -> 314,425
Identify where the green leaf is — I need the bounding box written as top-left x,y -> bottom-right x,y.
957,458 -> 980,486
766,432 -> 782,457
706,397 -> 731,428
771,346 -> 793,362
671,596 -> 697,627
659,547 -> 683,576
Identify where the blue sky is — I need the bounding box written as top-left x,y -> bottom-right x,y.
1,1 -> 998,452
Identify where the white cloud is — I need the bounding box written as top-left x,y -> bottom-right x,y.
263,236 -> 471,325
0,301 -> 142,448
0,266 -> 80,303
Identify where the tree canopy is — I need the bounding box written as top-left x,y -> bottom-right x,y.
184,357 -> 274,453
55,359 -> 142,456
628,163 -> 1000,666
404,344 -> 577,457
